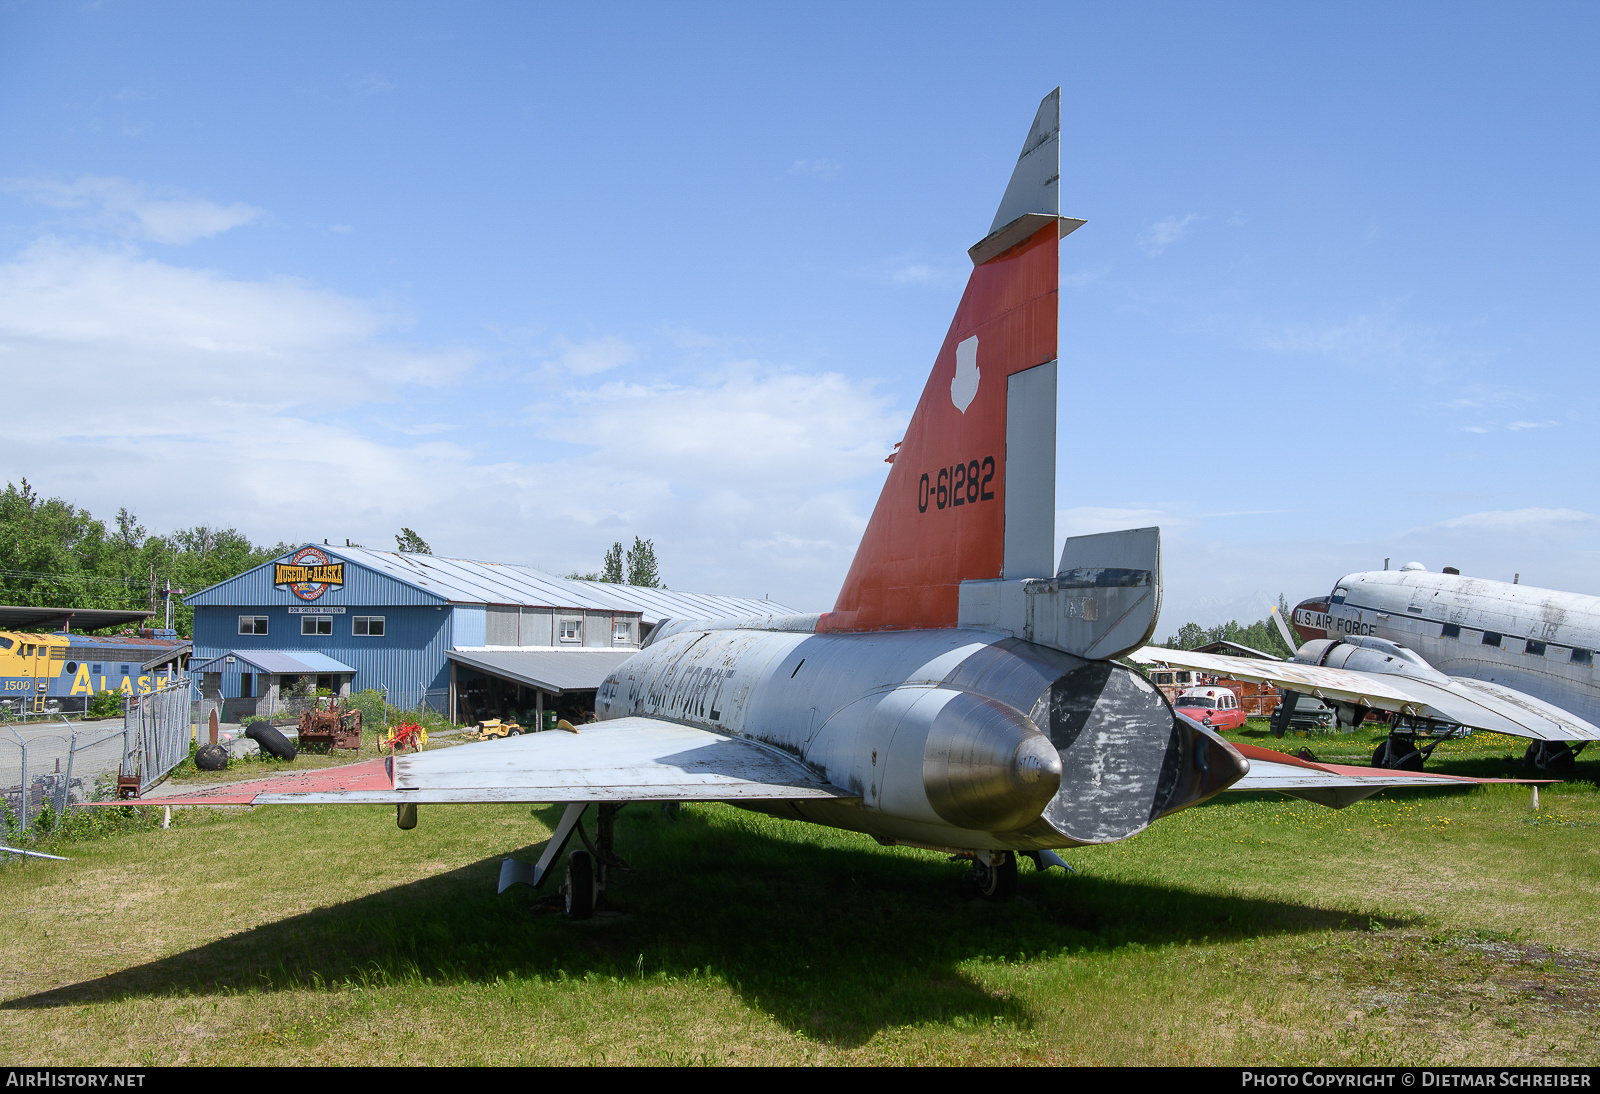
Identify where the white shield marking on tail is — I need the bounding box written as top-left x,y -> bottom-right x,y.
951,335 -> 980,413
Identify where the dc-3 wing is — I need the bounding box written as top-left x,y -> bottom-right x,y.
1129,646 -> 1600,742
150,718 -> 858,807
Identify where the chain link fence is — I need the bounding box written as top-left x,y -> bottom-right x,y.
123,679 -> 194,796
2,678 -> 195,831
1,720 -> 125,831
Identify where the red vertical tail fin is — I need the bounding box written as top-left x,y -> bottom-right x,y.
819,89 -> 1083,634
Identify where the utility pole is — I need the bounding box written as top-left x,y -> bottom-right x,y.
161,579 -> 185,632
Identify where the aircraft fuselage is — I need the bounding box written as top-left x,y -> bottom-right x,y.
1293,571 -> 1600,726
597,616 -> 1241,852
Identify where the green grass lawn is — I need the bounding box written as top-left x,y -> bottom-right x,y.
2,745 -> 1597,1065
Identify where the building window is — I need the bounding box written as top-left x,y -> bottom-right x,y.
1526,639 -> 1547,656
1441,623 -> 1461,639
301,616 -> 333,636
239,616 -> 268,635
559,618 -> 582,642
1482,632 -> 1503,647
353,616 -> 385,637
241,673 -> 253,699
613,619 -> 632,643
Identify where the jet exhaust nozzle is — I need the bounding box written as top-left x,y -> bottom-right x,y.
923,692 -> 1063,832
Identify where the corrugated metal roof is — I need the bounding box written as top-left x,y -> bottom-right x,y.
334,547 -> 800,623
192,650 -> 358,675
185,543 -> 805,623
568,581 -> 799,625
447,647 -> 638,694
141,642 -> 191,671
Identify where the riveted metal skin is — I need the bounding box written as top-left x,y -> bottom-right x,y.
596,624 -> 1243,851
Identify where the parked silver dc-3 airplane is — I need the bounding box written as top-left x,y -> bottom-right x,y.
1287,565 -> 1600,769
161,92 -> 1529,916
1133,563 -> 1600,772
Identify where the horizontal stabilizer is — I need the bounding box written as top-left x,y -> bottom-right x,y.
1227,742 -> 1552,809
1049,526 -> 1162,660
959,527 -> 1162,660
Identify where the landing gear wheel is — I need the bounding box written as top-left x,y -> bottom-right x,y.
1372,738 -> 1424,771
1525,741 -> 1576,771
563,850 -> 595,920
971,852 -> 1018,901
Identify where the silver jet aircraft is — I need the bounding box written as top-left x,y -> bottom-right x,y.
160,91 -> 1516,916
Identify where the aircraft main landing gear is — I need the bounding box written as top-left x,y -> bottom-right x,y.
970,850 -> 1018,901
497,802 -> 630,919
1372,736 -> 1426,771
1525,740 -> 1585,771
563,849 -> 596,920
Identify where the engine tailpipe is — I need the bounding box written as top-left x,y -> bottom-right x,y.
923,692 -> 1063,832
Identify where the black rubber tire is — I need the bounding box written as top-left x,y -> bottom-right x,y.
972,852 -> 1018,901
564,850 -> 595,920
245,722 -> 297,761
1525,741 -> 1576,771
195,743 -> 228,771
1373,739 -> 1425,771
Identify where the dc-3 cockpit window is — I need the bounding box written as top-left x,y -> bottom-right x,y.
1175,696 -> 1217,709
1331,586 -> 1349,605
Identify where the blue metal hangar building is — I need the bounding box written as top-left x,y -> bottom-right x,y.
184,544 -> 798,724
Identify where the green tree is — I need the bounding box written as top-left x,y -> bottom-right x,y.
395,527 -> 432,554
1156,600 -> 1294,659
625,537 -> 661,588
0,479 -> 110,608
0,480 -> 288,636
602,542 -> 625,583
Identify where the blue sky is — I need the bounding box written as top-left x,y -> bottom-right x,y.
1,1 -> 1596,627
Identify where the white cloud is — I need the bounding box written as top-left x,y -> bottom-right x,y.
0,237 -> 904,610
349,74 -> 397,95
1443,384 -> 1531,410
1254,304 -> 1456,377
1507,420 -> 1556,431
1061,266 -> 1110,289
1138,214 -> 1197,256
789,159 -> 841,179
542,335 -> 637,376
4,176 -> 261,244
859,255 -> 966,289
1462,425 -> 1489,433
1435,508 -> 1600,535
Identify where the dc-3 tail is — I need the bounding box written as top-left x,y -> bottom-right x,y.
820,88 -> 1161,661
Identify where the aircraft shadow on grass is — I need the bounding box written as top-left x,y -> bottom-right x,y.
4,806 -> 1413,1047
